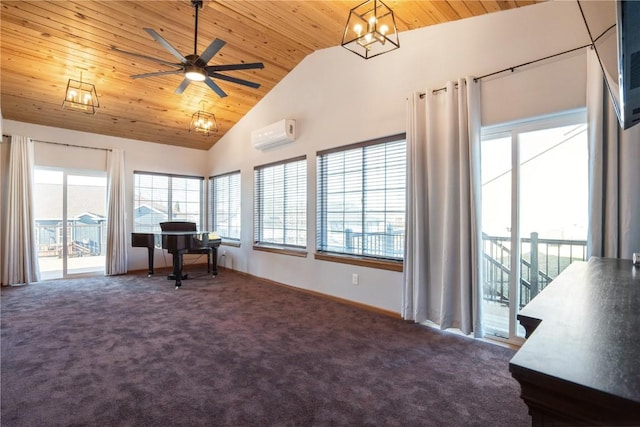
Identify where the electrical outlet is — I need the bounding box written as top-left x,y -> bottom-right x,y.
352,273 -> 359,285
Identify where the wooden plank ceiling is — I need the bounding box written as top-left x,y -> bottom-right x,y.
1,1 -> 540,150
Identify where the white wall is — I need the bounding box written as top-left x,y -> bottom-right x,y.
206,1 -> 591,313
1,120 -> 210,272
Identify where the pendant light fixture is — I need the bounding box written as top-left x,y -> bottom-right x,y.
62,71 -> 99,114
341,0 -> 399,59
189,101 -> 218,136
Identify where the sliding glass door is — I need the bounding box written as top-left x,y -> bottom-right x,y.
34,168 -> 107,279
480,110 -> 588,343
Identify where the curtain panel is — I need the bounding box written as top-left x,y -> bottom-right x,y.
1,135 -> 40,285
106,148 -> 128,275
402,79 -> 483,337
586,49 -> 640,258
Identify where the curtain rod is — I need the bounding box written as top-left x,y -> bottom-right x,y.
2,134 -> 111,152
422,43 -> 592,97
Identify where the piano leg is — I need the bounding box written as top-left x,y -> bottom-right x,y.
146,246 -> 154,277
211,247 -> 218,277
168,250 -> 188,288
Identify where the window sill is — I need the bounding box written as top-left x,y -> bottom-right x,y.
222,240 -> 241,248
314,252 -> 403,272
253,245 -> 308,258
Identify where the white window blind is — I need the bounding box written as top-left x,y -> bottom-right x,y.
210,171 -> 241,240
133,171 -> 204,233
317,134 -> 406,260
254,156 -> 307,248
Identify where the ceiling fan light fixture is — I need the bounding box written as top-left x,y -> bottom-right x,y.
185,65 -> 206,81
342,0 -> 399,59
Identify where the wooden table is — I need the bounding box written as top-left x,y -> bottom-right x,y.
509,257 -> 640,426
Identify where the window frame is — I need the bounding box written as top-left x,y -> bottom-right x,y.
133,170 -> 204,233
253,156 -> 308,256
315,133 -> 406,271
209,170 -> 241,245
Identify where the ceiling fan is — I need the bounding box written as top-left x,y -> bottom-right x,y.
113,0 -> 264,97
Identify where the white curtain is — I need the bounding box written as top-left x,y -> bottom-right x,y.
402,79 -> 483,337
1,135 -> 40,285
587,49 -> 640,258
105,148 -> 128,275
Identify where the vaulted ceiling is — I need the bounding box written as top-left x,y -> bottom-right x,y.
1,1 -> 541,150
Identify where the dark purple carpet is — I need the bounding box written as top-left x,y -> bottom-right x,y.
1,269 -> 529,426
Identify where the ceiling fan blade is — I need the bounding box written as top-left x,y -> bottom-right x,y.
143,28 -> 188,63
131,70 -> 183,79
204,77 -> 227,98
175,78 -> 191,95
205,62 -> 265,72
198,38 -> 226,65
208,72 -> 261,89
111,46 -> 182,68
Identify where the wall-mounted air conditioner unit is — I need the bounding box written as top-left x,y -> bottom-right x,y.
251,119 -> 296,150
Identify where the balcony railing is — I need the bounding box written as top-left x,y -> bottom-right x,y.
483,232 -> 587,308
345,226 -> 404,259
35,223 -> 106,258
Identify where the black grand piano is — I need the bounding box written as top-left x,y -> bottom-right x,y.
131,221 -> 221,288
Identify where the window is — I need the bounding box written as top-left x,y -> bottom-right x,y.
210,171 -> 241,241
254,156 -> 307,250
316,134 -> 406,261
480,109 -> 588,342
133,171 -> 204,233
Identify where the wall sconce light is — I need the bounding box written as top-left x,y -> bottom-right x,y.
62,72 -> 99,114
341,0 -> 399,59
189,101 -> 218,136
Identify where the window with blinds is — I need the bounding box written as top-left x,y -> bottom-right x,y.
209,171 -> 241,241
133,171 -> 204,233
316,134 -> 406,261
254,156 -> 307,249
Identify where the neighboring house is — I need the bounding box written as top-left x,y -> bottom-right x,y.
133,204 -> 167,233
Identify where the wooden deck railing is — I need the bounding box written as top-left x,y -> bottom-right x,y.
482,233 -> 587,308
345,226 -> 404,260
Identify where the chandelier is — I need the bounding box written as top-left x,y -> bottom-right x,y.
189,102 -> 218,136
61,72 -> 99,114
341,0 -> 399,59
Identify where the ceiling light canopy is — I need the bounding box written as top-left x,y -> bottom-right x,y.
342,0 -> 399,59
